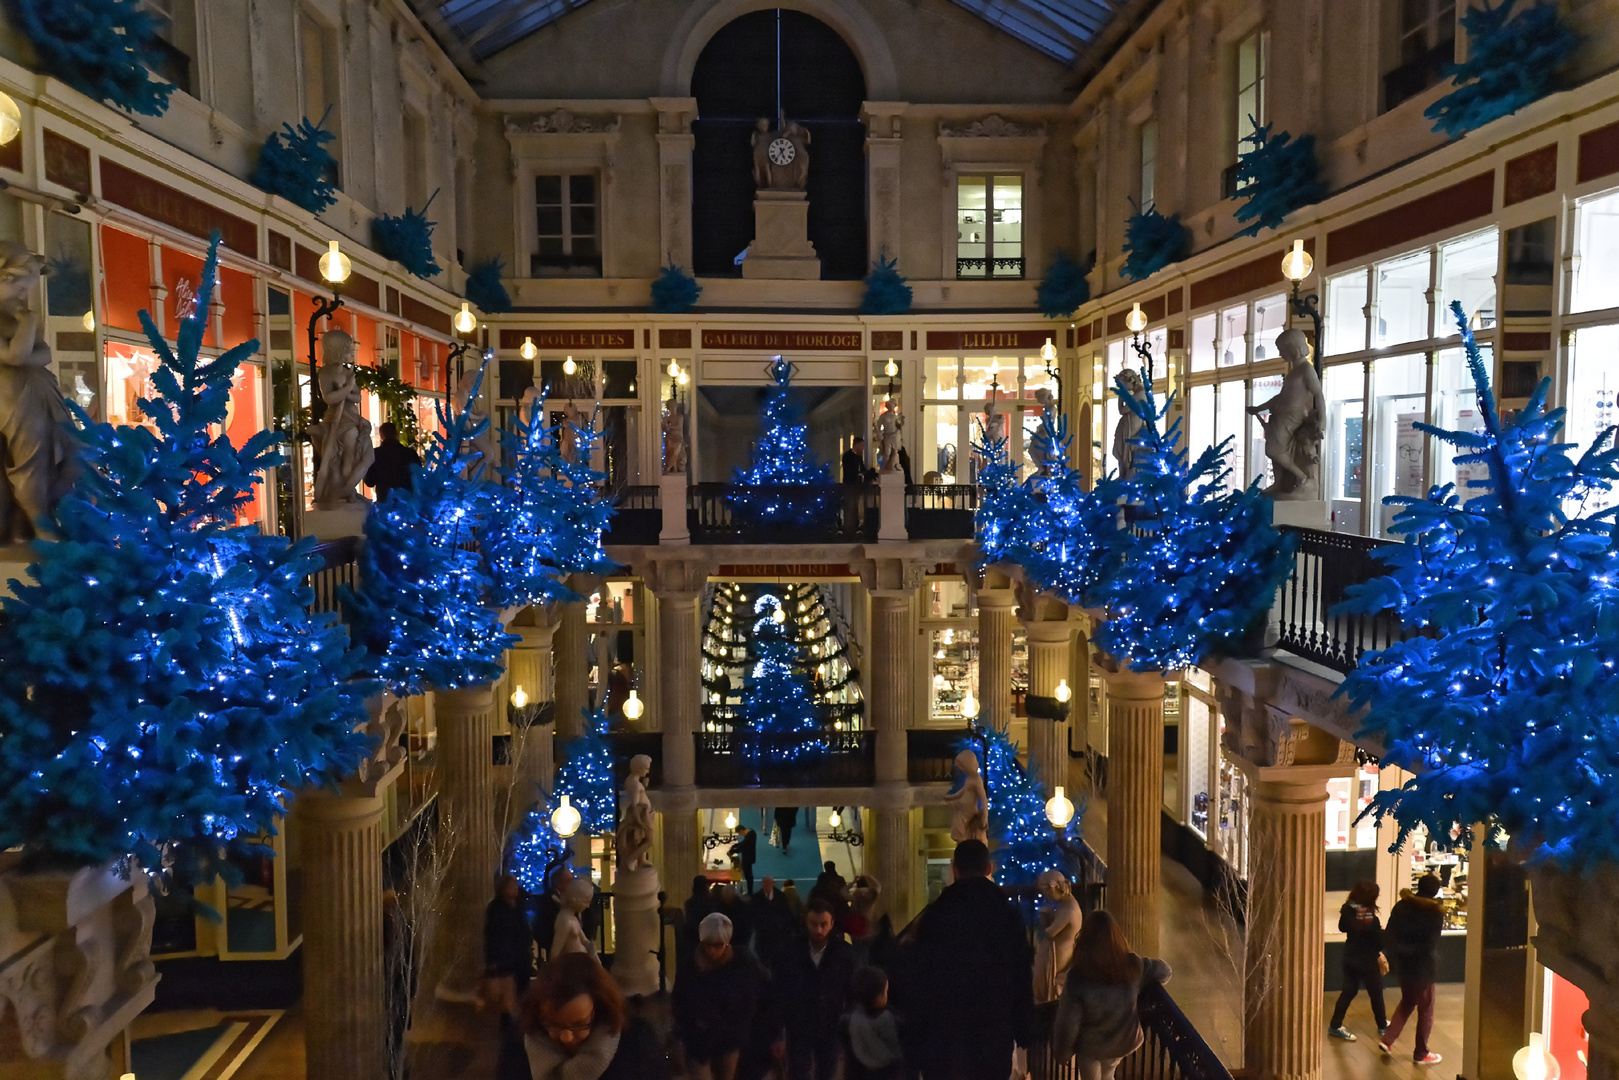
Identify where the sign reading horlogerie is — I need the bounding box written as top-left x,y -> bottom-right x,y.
700,329 -> 864,351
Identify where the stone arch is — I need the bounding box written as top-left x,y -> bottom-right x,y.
661,0 -> 900,101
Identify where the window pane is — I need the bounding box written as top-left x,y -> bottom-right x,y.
925,356 -> 960,399
1216,380 -> 1247,491
1252,293 -> 1288,362
1021,356 -> 1056,399
1326,270 -> 1369,355
1104,340 -> 1125,476
992,177 -> 1023,276
1219,304 -> 1248,366
1323,363 -> 1365,530
1374,251 -> 1431,347
962,355 -> 1010,405
535,175 -> 562,204
536,206 -> 563,235
1189,383 -> 1215,467
569,174 -> 596,205
536,237 -> 565,258
572,235 -> 599,260
1140,120 -> 1158,209
1190,313 -> 1217,373
1438,229 -> 1498,334
1574,189 -> 1619,314
1370,353 -> 1427,536
1432,345 -> 1485,498
1567,326 -> 1619,516
1250,373 -> 1283,487
570,205 -> 597,238
957,176 -> 987,276
922,404 -> 961,482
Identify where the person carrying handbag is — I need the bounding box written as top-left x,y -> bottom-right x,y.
1328,879 -> 1388,1041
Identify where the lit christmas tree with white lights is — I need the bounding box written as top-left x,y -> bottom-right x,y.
728,355 -> 837,533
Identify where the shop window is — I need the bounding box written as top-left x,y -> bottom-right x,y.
1216,755 -> 1249,880
1370,353 -> 1427,537
1103,339 -> 1125,476
1323,363 -> 1365,531
534,174 -> 601,277
956,175 -> 1024,279
1185,691 -> 1215,839
1373,251 -> 1431,347
1504,217 -> 1556,318
1383,0 -> 1456,113
1188,384 -> 1215,467
1432,344 -> 1488,500
1022,354 -> 1057,400
1219,304 -> 1248,366
1139,119 -> 1158,210
602,360 -> 638,400
1234,30 -> 1268,167
1437,229 -> 1498,334
927,580 -> 974,620
1573,189 -> 1619,314
142,0 -> 196,96
1251,293 -> 1287,362
925,356 -> 960,399
1325,270 -> 1370,356
298,8 -> 340,180
1250,373 -> 1282,487
1189,313 -> 1217,373
402,110 -> 429,211
45,213 -> 94,329
1216,380 -> 1247,491
1567,326 -> 1619,515
921,404 -> 961,483
930,627 -> 980,721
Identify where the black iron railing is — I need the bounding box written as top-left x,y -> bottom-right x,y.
1026,983 -> 1234,1080
956,256 -> 1026,278
1272,526 -> 1405,673
906,483 -> 979,540
701,702 -> 864,731
602,485 -> 660,545
906,728 -> 966,783
693,730 -> 875,787
688,483 -> 879,544
307,535 -> 361,616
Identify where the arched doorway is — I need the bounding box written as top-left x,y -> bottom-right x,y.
690,9 -> 867,280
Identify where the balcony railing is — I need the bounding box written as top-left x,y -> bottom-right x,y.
688,483 -> 878,544
602,485 -> 660,545
702,702 -> 864,730
906,483 -> 979,539
694,730 -> 875,787
1272,526 -> 1406,673
956,256 -> 1026,279
307,535 -> 361,616
1026,983 -> 1235,1080
907,728 -> 966,783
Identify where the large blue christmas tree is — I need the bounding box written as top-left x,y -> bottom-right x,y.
0,236 -> 372,874
486,393 -> 615,609
728,356 -> 838,533
955,723 -> 1078,888
742,595 -> 827,766
1337,302 -> 1619,867
341,362 -> 514,695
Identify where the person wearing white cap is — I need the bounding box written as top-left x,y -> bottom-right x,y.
672,912 -> 765,1080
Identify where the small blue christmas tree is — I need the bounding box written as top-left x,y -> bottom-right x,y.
1121,200 -> 1191,282
9,0 -> 175,116
1036,251 -> 1091,319
465,258 -> 513,314
742,597 -> 826,767
728,356 -> 838,533
955,724 -> 1078,889
651,263 -> 701,314
341,361 -> 515,696
1336,302 -> 1619,867
0,235 -> 372,874
1096,354 -> 1295,671
251,109 -> 339,215
555,706 -> 617,838
373,192 -> 441,279
486,393 -> 616,609
1426,0 -> 1577,137
507,796 -> 569,893
1232,121 -> 1325,239
860,253 -> 912,315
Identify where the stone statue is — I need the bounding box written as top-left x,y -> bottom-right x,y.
1248,328 -> 1326,500
616,754 -> 655,872
876,399 -> 903,472
946,749 -> 989,844
1034,870 -> 1083,1004
551,876 -> 596,958
1033,387 -> 1057,418
662,397 -> 688,474
1112,368 -> 1146,481
307,330 -> 374,507
751,118 -> 811,191
0,243 -> 78,543
454,367 -> 494,473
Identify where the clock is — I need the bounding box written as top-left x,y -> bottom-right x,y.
767,137 -> 797,166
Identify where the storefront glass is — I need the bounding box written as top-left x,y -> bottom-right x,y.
1219,303 -> 1248,367
1573,187 -> 1619,314
1249,374 -> 1283,487
1568,325 -> 1619,515
1369,353 -> 1427,536
1374,251 -> 1432,347
1432,345 -> 1486,498
1326,269 -> 1370,356
1323,362 -> 1365,532
1251,293 -> 1287,362
925,355 -> 961,399
1189,383 -> 1215,466
1190,312 -> 1217,373
1216,380 -> 1247,490
1437,229 -> 1498,334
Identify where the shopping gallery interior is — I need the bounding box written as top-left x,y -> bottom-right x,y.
1,1 -> 1619,1079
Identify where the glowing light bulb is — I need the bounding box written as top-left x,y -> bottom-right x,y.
318,240 -> 351,284
667,359 -> 681,378
551,794 -> 581,838
1041,337 -> 1057,362
453,302 -> 477,335
511,685 -> 528,710
677,369 -> 689,386
1512,1033 -> 1560,1080
1045,786 -> 1075,828
563,354 -> 577,375
1126,303 -> 1147,334
772,606 -> 786,624
1055,679 -> 1072,704
724,811 -> 738,831
623,688 -> 644,720
962,689 -> 977,716
0,92 -> 20,146
884,358 -> 898,378
829,809 -> 842,829
521,336 -> 537,360
82,310 -> 95,332
1281,238 -> 1314,283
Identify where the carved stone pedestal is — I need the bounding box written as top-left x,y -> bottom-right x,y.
658,472 -> 689,544
0,864 -> 159,1080
434,684 -> 499,1003
1528,862 -> 1619,1080
878,470 -> 906,542
743,191 -> 820,279
611,867 -> 661,998
303,504 -> 371,540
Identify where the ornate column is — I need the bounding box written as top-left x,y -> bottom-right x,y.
659,799 -> 702,910
554,593 -> 589,739
645,556 -> 709,913
975,577 -> 1017,730
434,684 -> 499,1000
1099,657 -> 1167,956
1019,583 -> 1074,797
650,98 -> 697,269
870,804 -> 916,927
508,615 -> 557,820
862,103 -> 907,264
861,557 -> 924,786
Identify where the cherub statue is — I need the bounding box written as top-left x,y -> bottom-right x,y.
876,399 -> 904,472
982,396 -> 1007,447
0,243 -> 78,543
1112,368 -> 1146,481
1034,870 -> 1083,1003
662,397 -> 688,474
1248,329 -> 1326,500
946,749 -> 988,844
551,876 -> 597,958
616,754 -> 655,872
307,330 -> 374,507
1033,386 -> 1057,418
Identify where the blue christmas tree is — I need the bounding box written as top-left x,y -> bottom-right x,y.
1232,121 -> 1325,239
8,0 -> 175,116
1426,0 -> 1577,137
651,263 -> 702,314
341,362 -> 515,696
372,193 -> 441,279
742,596 -> 827,767
507,795 -> 569,893
860,253 -> 913,315
465,258 -> 513,314
1121,200 -> 1191,282
486,393 -> 616,608
0,235 -> 373,874
955,724 -> 1078,888
251,110 -> 339,215
555,706 -> 618,837
1095,354 -> 1294,671
728,356 -> 838,533
1336,301 -> 1619,867
1036,251 -> 1091,319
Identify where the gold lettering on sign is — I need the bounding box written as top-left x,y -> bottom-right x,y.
962,332 -> 1021,349
531,330 -> 633,349
700,330 -> 863,351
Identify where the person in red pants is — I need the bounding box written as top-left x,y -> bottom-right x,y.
1379,873 -> 1446,1065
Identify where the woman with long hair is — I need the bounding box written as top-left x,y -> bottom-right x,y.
497,952 -> 666,1080
1053,910 -> 1172,1080
1330,879 -> 1388,1041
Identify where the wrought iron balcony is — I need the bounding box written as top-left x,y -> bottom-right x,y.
688,482 -> 878,544
602,485 -> 660,545
955,256 -> 1026,279
694,730 -> 876,787
1272,526 -> 1409,673
905,483 -> 979,540
307,535 -> 361,616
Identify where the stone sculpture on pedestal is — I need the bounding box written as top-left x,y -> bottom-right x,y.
551,877 -> 596,958
946,749 -> 989,844
1248,328 -> 1326,499
612,755 -> 662,995
1112,369 -> 1146,481
0,243 -> 78,543
877,399 -> 904,472
308,330 -> 375,508
1034,869 -> 1083,1003
662,397 -> 688,474
616,755 -> 655,872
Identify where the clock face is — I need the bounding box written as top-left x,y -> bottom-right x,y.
767,137 -> 796,166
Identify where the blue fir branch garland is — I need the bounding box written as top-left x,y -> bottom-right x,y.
1121,200 -> 1191,282
340,360 -> 516,696
251,108 -> 339,216
650,263 -> 701,314
1232,120 -> 1325,240
1036,251 -> 1091,319
0,234 -> 374,875
1095,354 -> 1295,671
1335,301 -> 1619,868
743,596 -> 828,767
954,722 -> 1081,891
372,190 -> 441,279
860,252 -> 913,315
1426,0 -> 1577,138
8,0 -> 175,116
727,356 -> 838,534
486,392 -> 616,609
465,258 -> 513,314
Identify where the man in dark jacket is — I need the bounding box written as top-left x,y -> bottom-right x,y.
729,825 -> 759,895
898,839 -> 1033,1080
774,806 -> 800,855
1378,873 -> 1447,1065
752,876 -> 797,972
841,437 -> 876,485
365,422 -> 419,505
780,901 -> 855,1080
484,873 -> 535,1002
